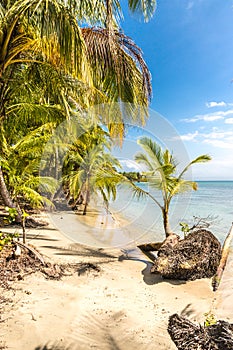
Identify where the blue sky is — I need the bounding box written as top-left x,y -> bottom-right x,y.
118,0 -> 233,180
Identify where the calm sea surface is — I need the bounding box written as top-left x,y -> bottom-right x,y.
109,181 -> 233,245
50,181 -> 233,248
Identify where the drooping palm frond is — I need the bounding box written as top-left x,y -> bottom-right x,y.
128,0 -> 157,22
67,0 -> 122,26
178,154 -> 212,179
82,27 -> 151,124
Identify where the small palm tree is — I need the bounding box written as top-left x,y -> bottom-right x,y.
133,137 -> 211,237
63,126 -> 121,215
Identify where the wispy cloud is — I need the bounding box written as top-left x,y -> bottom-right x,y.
182,114 -> 224,123
206,101 -> 227,108
225,118 -> 233,124
120,160 -> 142,171
177,128 -> 233,149
186,1 -> 194,10
206,101 -> 233,108
182,109 -> 233,123
180,131 -> 199,141
203,139 -> 233,149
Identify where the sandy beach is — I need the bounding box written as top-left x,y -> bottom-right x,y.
1,209 -> 232,350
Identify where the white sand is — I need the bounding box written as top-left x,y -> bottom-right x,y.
1,211 -> 232,350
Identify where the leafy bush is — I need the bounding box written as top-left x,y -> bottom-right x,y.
0,231 -> 19,251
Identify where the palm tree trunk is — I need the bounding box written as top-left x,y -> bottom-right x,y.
0,165 -> 21,223
106,0 -> 114,31
83,178 -> 90,215
162,207 -> 173,237
82,189 -> 89,215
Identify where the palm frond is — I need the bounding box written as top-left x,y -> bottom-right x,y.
128,0 -> 157,22
179,154 -> 212,179
82,27 -> 151,105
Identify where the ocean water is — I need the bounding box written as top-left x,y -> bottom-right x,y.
109,181 -> 233,245
49,181 -> 233,248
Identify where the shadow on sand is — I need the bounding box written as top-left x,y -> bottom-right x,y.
118,251 -> 187,286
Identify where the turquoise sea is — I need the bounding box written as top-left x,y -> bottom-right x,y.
50,181 -> 233,248
109,181 -> 233,245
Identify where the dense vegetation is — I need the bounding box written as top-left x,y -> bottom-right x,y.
0,0 -> 156,226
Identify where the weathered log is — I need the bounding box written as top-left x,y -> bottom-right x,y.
212,223 -> 233,291
16,241 -> 45,265
151,229 -> 221,280
168,313 -> 233,350
137,233 -> 180,263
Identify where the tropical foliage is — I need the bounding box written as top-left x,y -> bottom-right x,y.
132,137 -> 211,237
0,123 -> 57,210
0,0 -> 156,221
63,126 -> 121,215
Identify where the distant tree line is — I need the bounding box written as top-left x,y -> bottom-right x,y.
120,171 -> 147,182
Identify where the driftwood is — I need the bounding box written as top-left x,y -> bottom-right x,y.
138,233 -> 180,262
150,230 -> 221,280
212,223 -> 233,291
16,241 -> 45,265
168,313 -> 233,350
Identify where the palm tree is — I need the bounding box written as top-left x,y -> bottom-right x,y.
133,137 -> 211,237
0,0 -> 156,221
63,126 -> 121,215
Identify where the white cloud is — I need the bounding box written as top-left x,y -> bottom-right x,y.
120,160 -> 142,171
182,114 -> 224,123
178,128 -> 233,150
182,109 -> 233,123
203,139 -> 233,149
225,118 -> 233,124
180,131 -> 199,141
203,115 -> 224,122
206,101 -> 227,108
202,130 -> 233,140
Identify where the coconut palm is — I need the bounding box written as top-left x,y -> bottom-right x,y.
0,0 -> 156,220
0,0 -> 154,125
133,137 -> 211,237
63,126 -> 121,215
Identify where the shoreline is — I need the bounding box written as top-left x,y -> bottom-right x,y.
1,208 -> 233,349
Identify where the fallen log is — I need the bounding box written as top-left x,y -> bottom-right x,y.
212,223 -> 233,292
16,241 -> 45,265
137,233 -> 180,263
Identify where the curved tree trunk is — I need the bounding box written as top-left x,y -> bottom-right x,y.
212,223 -> 233,291
0,165 -> 22,223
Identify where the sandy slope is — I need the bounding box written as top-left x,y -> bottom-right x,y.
1,212 -> 232,350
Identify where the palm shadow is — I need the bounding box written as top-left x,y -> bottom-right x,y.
34,313 -> 158,350
41,244 -> 118,259
118,249 -> 187,286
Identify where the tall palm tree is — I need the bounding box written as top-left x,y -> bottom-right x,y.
133,137 -> 211,237
0,0 -> 156,220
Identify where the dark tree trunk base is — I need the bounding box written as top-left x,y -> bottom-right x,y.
168,313 -> 233,350
151,230 -> 221,280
